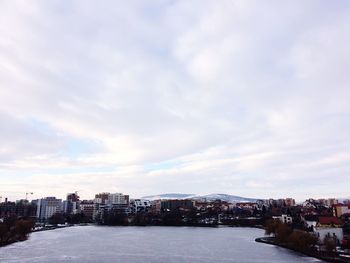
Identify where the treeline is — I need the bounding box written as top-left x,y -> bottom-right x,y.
96,210 -> 268,227
0,217 -> 34,247
98,210 -> 219,226
265,219 -> 337,254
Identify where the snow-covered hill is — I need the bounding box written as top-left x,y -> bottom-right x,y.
141,193 -> 257,203
141,193 -> 195,200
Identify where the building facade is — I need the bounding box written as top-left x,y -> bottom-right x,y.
36,197 -> 62,222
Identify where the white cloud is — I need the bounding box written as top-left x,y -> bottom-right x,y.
0,0 -> 350,201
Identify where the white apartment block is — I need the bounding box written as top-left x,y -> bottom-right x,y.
36,197 -> 62,221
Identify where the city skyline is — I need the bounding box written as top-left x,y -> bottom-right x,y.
1,1 -> 350,201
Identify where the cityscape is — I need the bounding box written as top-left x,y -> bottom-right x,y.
1,191 -> 350,259
1,0 -> 350,262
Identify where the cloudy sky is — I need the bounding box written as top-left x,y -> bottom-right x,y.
0,1 -> 350,201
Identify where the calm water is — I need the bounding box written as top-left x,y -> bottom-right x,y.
0,226 -> 325,263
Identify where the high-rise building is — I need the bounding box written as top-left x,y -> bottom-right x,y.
36,197 -> 62,222
93,192 -> 130,221
63,192 -> 80,215
93,193 -> 110,220
107,193 -> 129,205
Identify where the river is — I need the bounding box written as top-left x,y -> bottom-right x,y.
0,226 -> 325,262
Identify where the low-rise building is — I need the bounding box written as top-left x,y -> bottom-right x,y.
317,216 -> 343,228
315,227 -> 343,245
272,214 -> 293,224
80,200 -> 94,220
130,199 -> 151,214
161,199 -> 193,212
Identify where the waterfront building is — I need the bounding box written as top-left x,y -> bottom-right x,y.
94,192 -> 110,204
93,192 -> 129,221
80,200 -> 94,220
150,200 -> 162,214
0,199 -> 37,219
107,193 -> 129,213
0,200 -> 16,219
93,192 -> 110,221
107,193 -> 129,206
15,200 -> 37,218
36,197 -> 62,222
160,199 -> 193,212
63,192 -> 80,215
129,199 -> 151,213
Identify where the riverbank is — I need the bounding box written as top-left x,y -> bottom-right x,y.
32,223 -> 77,233
0,219 -> 34,248
255,237 -> 350,263
0,223 -> 90,248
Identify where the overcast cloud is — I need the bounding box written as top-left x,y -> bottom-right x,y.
0,0 -> 350,201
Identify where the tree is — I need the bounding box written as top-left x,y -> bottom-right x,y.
275,223 -> 292,243
15,220 -> 34,240
0,224 -> 9,244
288,230 -> 318,252
49,213 -> 65,225
265,219 -> 281,236
323,236 -> 336,253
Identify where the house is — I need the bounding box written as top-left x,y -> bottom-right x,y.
273,214 -> 293,224
315,227 -> 343,245
318,216 -> 343,228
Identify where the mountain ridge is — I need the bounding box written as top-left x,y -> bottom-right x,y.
141,193 -> 257,203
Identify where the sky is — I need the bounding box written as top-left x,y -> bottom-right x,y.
0,1 -> 350,202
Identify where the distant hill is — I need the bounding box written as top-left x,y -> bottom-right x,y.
141,193 -> 257,203
141,193 -> 195,200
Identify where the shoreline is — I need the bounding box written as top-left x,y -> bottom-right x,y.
255,237 -> 350,263
0,224 -> 87,248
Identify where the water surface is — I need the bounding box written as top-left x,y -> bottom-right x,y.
0,226 -> 325,262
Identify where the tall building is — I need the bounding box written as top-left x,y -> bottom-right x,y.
63,192 -> 80,215
93,193 -> 110,220
94,193 -> 110,204
107,193 -> 129,205
36,197 -> 62,222
94,192 -> 130,221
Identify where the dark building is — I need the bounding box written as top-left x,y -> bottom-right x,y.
0,199 -> 37,219
80,200 -> 94,220
161,199 -> 193,212
63,192 -> 80,215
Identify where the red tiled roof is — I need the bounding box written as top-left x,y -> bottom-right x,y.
318,217 -> 343,225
